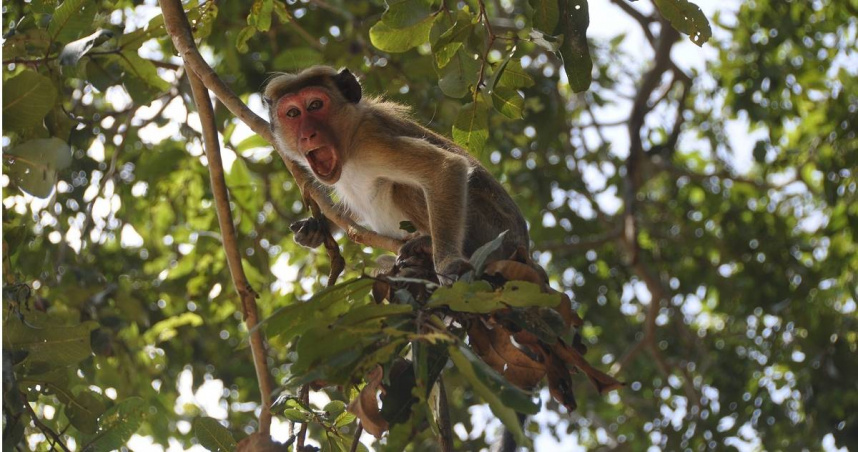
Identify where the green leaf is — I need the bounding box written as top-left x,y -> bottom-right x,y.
84,397 -> 146,452
431,10 -> 475,69
263,278 -> 374,342
491,87 -> 525,119
142,313 -> 204,344
59,390 -> 106,435
653,0 -> 712,46
48,0 -> 95,43
234,134 -> 271,153
3,318 -> 97,370
323,400 -> 347,419
116,51 -> 170,103
496,59 -> 535,89
59,29 -> 113,66
271,47 -> 324,71
334,302 -> 413,327
369,0 -> 436,53
529,0 -> 559,33
469,230 -> 507,277
449,345 -> 536,446
438,49 -> 481,98
5,138 -> 72,198
2,70 -> 58,133
2,29 -> 51,61
194,417 -> 237,452
378,0 -> 436,28
452,100 -> 489,154
427,280 -> 561,313
250,0 -> 274,32
236,26 -> 256,54
557,0 -> 592,92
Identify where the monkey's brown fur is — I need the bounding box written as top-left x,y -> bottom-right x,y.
264,66 -> 528,282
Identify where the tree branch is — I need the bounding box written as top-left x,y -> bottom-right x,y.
186,66 -> 274,434
24,401 -> 70,452
158,0 -> 405,254
622,21 -> 679,263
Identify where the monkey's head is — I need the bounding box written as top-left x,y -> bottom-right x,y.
264,66 -> 362,185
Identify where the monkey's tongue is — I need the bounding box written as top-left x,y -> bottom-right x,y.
307,147 -> 336,176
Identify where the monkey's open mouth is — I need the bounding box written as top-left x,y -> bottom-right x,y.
306,146 -> 338,178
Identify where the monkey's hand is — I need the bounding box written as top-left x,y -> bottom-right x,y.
290,217 -> 326,248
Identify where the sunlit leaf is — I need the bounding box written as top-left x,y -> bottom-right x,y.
428,280 -> 561,313
194,417 -> 237,452
4,138 -> 72,198
449,345 -> 536,446
653,0 -> 712,46
2,71 -> 58,133
557,0 -> 592,92
84,397 -> 146,452
452,99 -> 489,154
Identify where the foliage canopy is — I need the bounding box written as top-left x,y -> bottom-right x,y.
2,0 -> 856,450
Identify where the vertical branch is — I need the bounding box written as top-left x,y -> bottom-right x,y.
437,377 -> 454,452
186,70 -> 274,434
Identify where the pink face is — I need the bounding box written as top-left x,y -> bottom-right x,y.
276,87 -> 341,184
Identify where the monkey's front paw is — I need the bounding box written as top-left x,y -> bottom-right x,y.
290,217 -> 326,248
437,258 -> 473,286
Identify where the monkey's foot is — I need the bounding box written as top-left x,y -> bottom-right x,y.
437,258 -> 473,286
396,235 -> 433,268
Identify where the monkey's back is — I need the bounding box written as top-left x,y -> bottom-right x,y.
365,99 -> 530,260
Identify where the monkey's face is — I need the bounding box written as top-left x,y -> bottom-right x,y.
275,87 -> 343,184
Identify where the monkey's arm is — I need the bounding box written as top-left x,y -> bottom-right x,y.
368,137 -> 470,278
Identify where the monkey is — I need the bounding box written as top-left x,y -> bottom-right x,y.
263,66 -> 529,284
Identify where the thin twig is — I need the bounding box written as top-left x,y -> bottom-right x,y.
186,67 -> 274,434
23,401 -> 71,452
349,423 -> 364,452
297,385 -> 310,450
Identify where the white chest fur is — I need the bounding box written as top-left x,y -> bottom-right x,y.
334,161 -> 410,239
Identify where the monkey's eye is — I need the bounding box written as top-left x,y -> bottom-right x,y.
285,108 -> 300,118
307,99 -> 323,111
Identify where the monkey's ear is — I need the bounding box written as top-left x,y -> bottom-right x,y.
262,96 -> 272,107
334,69 -> 362,104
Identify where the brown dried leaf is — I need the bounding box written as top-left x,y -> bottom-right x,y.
468,321 -> 546,389
347,366 -> 389,438
555,292 -> 583,328
485,260 -> 544,285
372,279 -> 391,304
545,354 -> 577,412
551,341 -> 624,394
